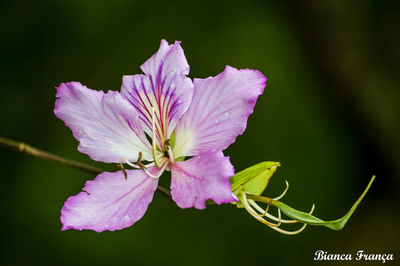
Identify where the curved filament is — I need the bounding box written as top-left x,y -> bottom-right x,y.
248,199 -> 298,224
241,192 -> 281,227
266,204 -> 315,235
273,181 -> 289,200
143,158 -> 168,179
242,188 -> 317,235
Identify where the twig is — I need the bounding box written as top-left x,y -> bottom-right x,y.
0,136 -> 171,199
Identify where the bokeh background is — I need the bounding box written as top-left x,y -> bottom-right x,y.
1,0 -> 399,265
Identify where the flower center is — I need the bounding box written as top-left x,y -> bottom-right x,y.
119,107 -> 174,180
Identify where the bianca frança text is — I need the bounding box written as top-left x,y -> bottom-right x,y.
314,250 -> 394,263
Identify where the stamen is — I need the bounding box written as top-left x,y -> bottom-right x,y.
118,159 -> 128,179
143,168 -> 159,179
273,181 -> 289,200
268,223 -> 307,235
242,190 -> 317,235
265,198 -> 271,213
124,159 -> 141,169
163,139 -> 170,150
120,153 -> 166,179
163,139 -> 170,158
309,203 -> 315,214
241,192 -> 281,227
248,199 -> 298,224
277,208 -> 282,226
136,152 -> 147,169
143,159 -> 168,179
162,139 -> 175,163
247,197 -> 272,218
122,152 -> 157,170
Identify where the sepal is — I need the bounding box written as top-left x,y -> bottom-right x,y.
230,161 -> 280,199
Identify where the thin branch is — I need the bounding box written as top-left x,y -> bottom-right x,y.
0,136 -> 103,174
0,136 -> 171,199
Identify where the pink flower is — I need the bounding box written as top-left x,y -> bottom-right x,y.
55,40 -> 266,232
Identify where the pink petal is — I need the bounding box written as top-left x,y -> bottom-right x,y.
61,169 -> 159,232
173,66 -> 266,157
55,82 -> 152,163
141,39 -> 190,76
170,150 -> 237,209
121,40 -> 194,143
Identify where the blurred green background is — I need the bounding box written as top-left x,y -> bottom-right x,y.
1,0 -> 399,265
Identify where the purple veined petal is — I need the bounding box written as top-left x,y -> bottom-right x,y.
173,66 -> 266,158
61,169 -> 159,232
141,39 -> 190,76
121,40 -> 194,145
170,150 -> 238,209
55,82 -> 153,163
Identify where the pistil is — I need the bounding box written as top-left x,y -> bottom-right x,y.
151,107 -> 162,168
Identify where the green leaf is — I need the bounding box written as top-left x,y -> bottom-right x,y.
249,176 -> 375,230
230,161 -> 280,198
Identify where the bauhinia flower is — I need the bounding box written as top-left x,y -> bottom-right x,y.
55,39 -> 266,232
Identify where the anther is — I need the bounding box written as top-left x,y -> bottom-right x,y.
137,152 -> 147,170
163,139 -> 170,151
163,139 -> 175,163
118,159 -> 128,179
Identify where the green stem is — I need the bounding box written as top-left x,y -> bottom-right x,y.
0,136 -> 172,199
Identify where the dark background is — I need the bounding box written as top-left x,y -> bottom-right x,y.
1,0 -> 399,265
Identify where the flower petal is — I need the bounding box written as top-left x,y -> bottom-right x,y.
121,40 -> 194,143
55,82 -> 152,163
173,66 -> 266,158
170,150 -> 237,209
141,39 -> 190,76
61,169 -> 159,232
